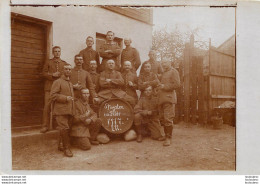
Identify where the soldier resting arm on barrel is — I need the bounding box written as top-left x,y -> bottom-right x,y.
71,88 -> 102,150
134,86 -> 165,143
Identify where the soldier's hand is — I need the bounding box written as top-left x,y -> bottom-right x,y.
147,111 -> 152,116
106,79 -> 112,83
159,84 -> 165,89
85,118 -> 92,125
66,96 -> 74,101
93,97 -> 99,104
141,110 -> 148,116
128,81 -> 134,86
85,110 -> 91,117
52,72 -> 60,77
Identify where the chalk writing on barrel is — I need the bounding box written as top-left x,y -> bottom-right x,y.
107,118 -> 122,132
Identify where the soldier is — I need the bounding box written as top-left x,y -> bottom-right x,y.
121,61 -> 138,104
49,64 -> 74,157
138,62 -> 160,96
70,55 -> 98,102
79,36 -> 100,72
157,60 -> 181,146
99,31 -> 121,72
41,46 -> 68,133
134,86 -> 165,143
71,88 -> 102,149
121,38 -> 141,72
89,60 -> 100,93
140,50 -> 163,78
97,59 -> 135,107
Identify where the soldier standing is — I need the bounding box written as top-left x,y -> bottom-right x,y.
157,60 -> 181,146
121,38 -> 141,72
99,31 -> 121,72
70,55 -> 98,102
41,46 -> 68,133
50,64 -> 74,157
140,50 -> 163,78
79,36 -> 100,72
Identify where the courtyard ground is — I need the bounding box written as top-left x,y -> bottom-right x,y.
12,122 -> 235,171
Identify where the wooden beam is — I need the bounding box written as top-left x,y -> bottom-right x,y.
209,72 -> 236,78
211,95 -> 236,99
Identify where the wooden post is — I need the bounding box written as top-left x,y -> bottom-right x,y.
197,56 -> 206,125
183,43 -> 190,124
207,38 -> 212,123
191,56 -> 197,124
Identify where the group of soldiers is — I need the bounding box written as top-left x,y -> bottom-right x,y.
40,31 -> 181,157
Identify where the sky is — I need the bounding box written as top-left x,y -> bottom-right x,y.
153,6 -> 235,47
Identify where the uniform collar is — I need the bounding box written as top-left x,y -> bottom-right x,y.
73,67 -> 83,71
90,70 -> 97,74
61,75 -> 70,81
53,58 -> 61,63
105,41 -> 117,45
85,47 -> 93,51
79,98 -> 89,106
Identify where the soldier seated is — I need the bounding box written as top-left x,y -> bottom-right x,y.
71,88 -> 102,150
97,59 -> 136,107
134,86 -> 165,143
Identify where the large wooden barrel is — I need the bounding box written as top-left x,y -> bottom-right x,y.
99,98 -> 133,134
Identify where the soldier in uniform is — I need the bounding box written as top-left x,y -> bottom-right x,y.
134,86 -> 165,143
49,64 -> 74,157
71,88 -> 102,149
70,55 -> 98,102
157,60 -> 181,146
97,59 -> 136,107
140,50 -> 163,78
138,62 -> 160,96
89,60 -> 100,93
41,46 -> 68,133
99,31 -> 121,72
121,38 -> 141,72
121,61 -> 138,104
79,36 -> 100,72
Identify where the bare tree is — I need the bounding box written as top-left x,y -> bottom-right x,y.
152,25 -> 208,67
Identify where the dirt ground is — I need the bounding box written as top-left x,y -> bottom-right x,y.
12,122 -> 235,171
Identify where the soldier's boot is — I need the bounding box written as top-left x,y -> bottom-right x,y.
58,135 -> 65,151
61,129 -> 73,157
163,126 -> 173,147
135,125 -> 143,143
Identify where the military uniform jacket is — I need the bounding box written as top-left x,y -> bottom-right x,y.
99,41 -> 121,71
134,96 -> 159,119
50,75 -> 75,116
140,59 -> 163,77
158,68 -> 181,105
70,68 -> 97,98
42,58 -> 68,91
138,72 -> 160,92
121,46 -> 141,71
121,71 -> 138,100
98,70 -> 126,99
71,98 -> 97,138
79,47 -> 100,72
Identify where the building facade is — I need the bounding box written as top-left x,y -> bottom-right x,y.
11,6 -> 153,128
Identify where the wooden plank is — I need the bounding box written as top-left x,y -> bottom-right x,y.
11,62 -> 42,70
183,44 -> 190,123
11,51 -> 44,60
12,89 -> 44,96
210,72 -> 235,78
11,29 -> 45,40
11,67 -> 41,75
12,46 -> 45,55
11,21 -> 45,34
210,47 -> 235,58
11,34 -> 44,45
11,56 -> 42,65
11,73 -> 42,80
11,95 -> 43,101
12,40 -> 43,50
12,79 -> 43,85
211,95 -> 236,99
191,57 -> 197,124
11,84 -> 44,90
197,57 -> 206,125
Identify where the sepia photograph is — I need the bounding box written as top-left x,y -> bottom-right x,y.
7,3 -> 237,171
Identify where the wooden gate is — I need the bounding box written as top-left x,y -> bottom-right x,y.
177,35 -> 235,124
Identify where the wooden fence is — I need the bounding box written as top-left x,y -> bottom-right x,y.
176,36 -> 235,124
